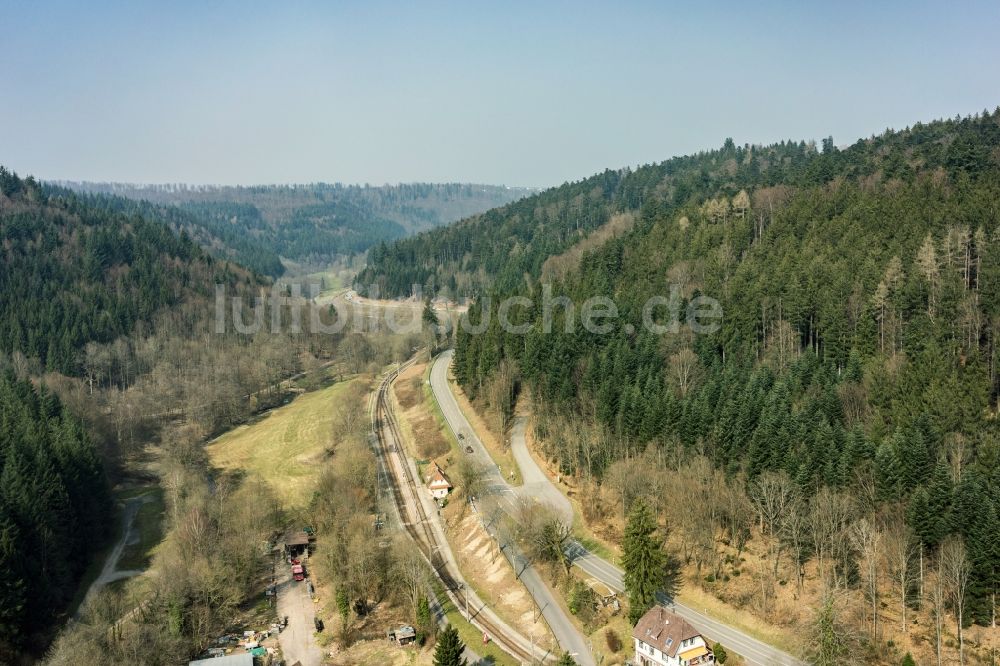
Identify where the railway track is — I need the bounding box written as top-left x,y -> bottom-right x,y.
370,362 -> 546,664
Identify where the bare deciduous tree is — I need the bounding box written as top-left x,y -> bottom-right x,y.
668,348 -> 701,398
849,518 -> 882,644
940,537 -> 971,665
514,501 -> 573,575
721,478 -> 753,561
750,471 -> 797,580
750,470 -> 797,538
882,515 -> 915,632
456,457 -> 488,508
484,360 -> 517,438
916,233 -> 940,319
393,539 -> 430,616
779,498 -> 809,594
807,487 -> 855,586
929,568 -> 947,666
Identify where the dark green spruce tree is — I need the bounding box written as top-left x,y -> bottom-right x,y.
622,499 -> 667,624
433,624 -> 467,666
423,297 -> 439,331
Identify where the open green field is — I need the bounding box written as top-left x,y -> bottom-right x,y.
207,379 -> 359,508
295,268 -> 343,296
277,259 -> 351,298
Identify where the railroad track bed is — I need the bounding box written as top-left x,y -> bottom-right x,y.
370,364 -> 548,664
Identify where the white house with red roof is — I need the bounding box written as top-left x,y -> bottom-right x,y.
426,463 -> 452,499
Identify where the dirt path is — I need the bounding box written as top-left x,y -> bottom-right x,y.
276,563 -> 323,666
79,492 -> 156,613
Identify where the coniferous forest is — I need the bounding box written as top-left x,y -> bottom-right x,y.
362,111 -> 1000,629
0,374 -> 111,654
0,168 -> 281,660
83,194 -> 286,278
0,171 -> 220,374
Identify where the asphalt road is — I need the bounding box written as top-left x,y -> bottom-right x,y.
509,417 -> 574,525
431,351 -> 804,666
431,352 -> 595,666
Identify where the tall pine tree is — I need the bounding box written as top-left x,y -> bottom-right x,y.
622,500 -> 667,624
433,624 -> 467,666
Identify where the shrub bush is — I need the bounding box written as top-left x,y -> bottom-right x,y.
605,628 -> 622,653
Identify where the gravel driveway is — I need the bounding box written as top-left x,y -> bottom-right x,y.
276,563 -> 323,666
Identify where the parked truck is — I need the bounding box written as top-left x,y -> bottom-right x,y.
291,561 -> 305,582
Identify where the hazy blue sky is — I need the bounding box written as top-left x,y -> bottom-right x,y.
2,1 -> 998,187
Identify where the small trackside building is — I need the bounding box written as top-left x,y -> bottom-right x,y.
632,605 -> 714,666
427,463 -> 453,499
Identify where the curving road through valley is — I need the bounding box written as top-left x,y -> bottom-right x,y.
430,350 -> 804,666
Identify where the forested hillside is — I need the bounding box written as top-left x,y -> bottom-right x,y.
3,163 -> 434,665
0,167 -> 274,661
181,197 -> 407,263
364,111 -> 1000,651
77,194 -> 285,278
0,375 -> 111,658
64,181 -> 532,270
0,170 -> 257,375
356,168 -> 643,296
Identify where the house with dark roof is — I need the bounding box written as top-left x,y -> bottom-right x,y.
632,605 -> 714,666
279,528 -> 314,559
